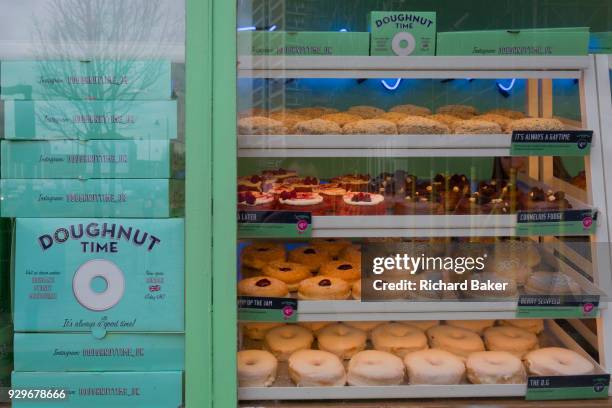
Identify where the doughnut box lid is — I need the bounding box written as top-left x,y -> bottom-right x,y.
12,218 -> 184,333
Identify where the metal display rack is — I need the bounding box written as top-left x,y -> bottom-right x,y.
237,55 -> 612,400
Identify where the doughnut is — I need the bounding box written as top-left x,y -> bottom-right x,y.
294,118 -> 342,135
298,322 -> 332,334
377,111 -> 409,124
238,116 -> 287,135
345,321 -> 383,334
288,245 -> 331,273
483,326 -> 538,357
428,114 -> 461,129
351,279 -> 361,300
242,322 -> 285,340
400,320 -> 440,332
317,323 -> 367,359
267,111 -> 310,133
446,320 -> 495,335
454,119 -> 502,134
498,319 -> 544,334
347,350 -> 405,386
238,276 -> 289,298
524,272 -> 581,295
487,255 -> 532,287
346,105 -> 385,119
436,104 -> 478,119
320,260 -> 361,283
298,276 -> 351,300
310,238 -> 352,257
264,325 -> 314,361
389,104 -> 432,116
427,325 -> 485,358
241,242 -> 286,271
508,117 -> 565,132
342,119 -> 397,135
372,323 -> 428,358
397,116 -> 450,134
404,349 -> 465,385
288,349 -> 346,386
340,245 -> 361,265
474,114 -> 513,132
505,240 -> 541,268
292,107 -> 334,118
262,261 -> 311,291
487,108 -> 526,119
237,350 -> 278,387
466,351 -> 526,384
524,347 -> 594,376
73,259 -> 125,311
320,112 -> 362,127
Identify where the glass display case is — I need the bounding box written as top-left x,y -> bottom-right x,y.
232,1 -> 612,406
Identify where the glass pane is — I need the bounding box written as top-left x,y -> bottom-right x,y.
235,0 -> 612,405
0,1 -> 185,406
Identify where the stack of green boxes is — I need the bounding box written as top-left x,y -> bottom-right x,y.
0,60 -> 184,407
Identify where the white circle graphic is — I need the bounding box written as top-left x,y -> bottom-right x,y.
73,259 -> 125,311
391,32 -> 416,56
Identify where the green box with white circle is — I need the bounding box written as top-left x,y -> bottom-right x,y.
368,11 -> 436,56
12,218 -> 184,333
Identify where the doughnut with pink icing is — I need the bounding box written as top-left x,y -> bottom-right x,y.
347,350 -> 405,386
466,351 -> 526,384
524,347 -> 594,376
427,325 -> 485,358
288,349 -> 346,386
404,349 -> 465,385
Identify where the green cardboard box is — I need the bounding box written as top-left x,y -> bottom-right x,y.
238,31 -> 370,56
590,32 -> 612,54
437,27 -> 590,56
4,100 -> 177,140
1,60 -> 171,100
12,371 -> 182,407
1,140 -> 184,179
0,179 -> 184,218
14,333 -> 184,372
368,12 -> 436,56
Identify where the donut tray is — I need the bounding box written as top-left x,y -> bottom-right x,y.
238,320 -> 607,400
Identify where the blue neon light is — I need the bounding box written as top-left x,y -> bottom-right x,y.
268,25 -> 277,31
237,26 -> 257,31
339,28 -> 348,32
497,79 -> 517,92
381,78 -> 402,90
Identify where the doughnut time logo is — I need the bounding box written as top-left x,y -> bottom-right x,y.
374,13 -> 434,29
37,222 -> 162,253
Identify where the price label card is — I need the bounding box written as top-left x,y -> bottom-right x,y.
517,294 -> 599,318
238,296 -> 298,323
511,130 -> 593,156
515,209 -> 597,236
526,374 -> 610,400
238,211 -> 312,238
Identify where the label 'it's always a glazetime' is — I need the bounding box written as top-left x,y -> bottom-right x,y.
13,218 -> 184,332
511,130 -> 593,156
238,211 -> 312,238
526,374 -> 610,400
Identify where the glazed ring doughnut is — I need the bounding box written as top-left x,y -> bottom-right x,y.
238,276 -> 289,298
288,349 -> 346,387
371,323 -> 428,358
498,319 -> 544,334
524,272 -> 581,295
427,325 -> 485,358
288,246 -> 332,273
340,244 -> 361,265
310,238 -> 352,257
262,261 -> 311,291
347,350 -> 405,386
264,325 -> 314,361
483,326 -> 538,357
298,276 -> 351,300
237,350 -> 278,387
298,322 -> 332,334
241,242 -> 286,270
242,322 -> 285,340
466,351 -> 526,384
317,323 -> 367,359
524,347 -> 594,376
320,260 -> 361,283
404,349 -> 465,385
400,320 -> 440,332
345,321 -> 383,334
351,279 -> 361,300
446,320 -> 495,335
